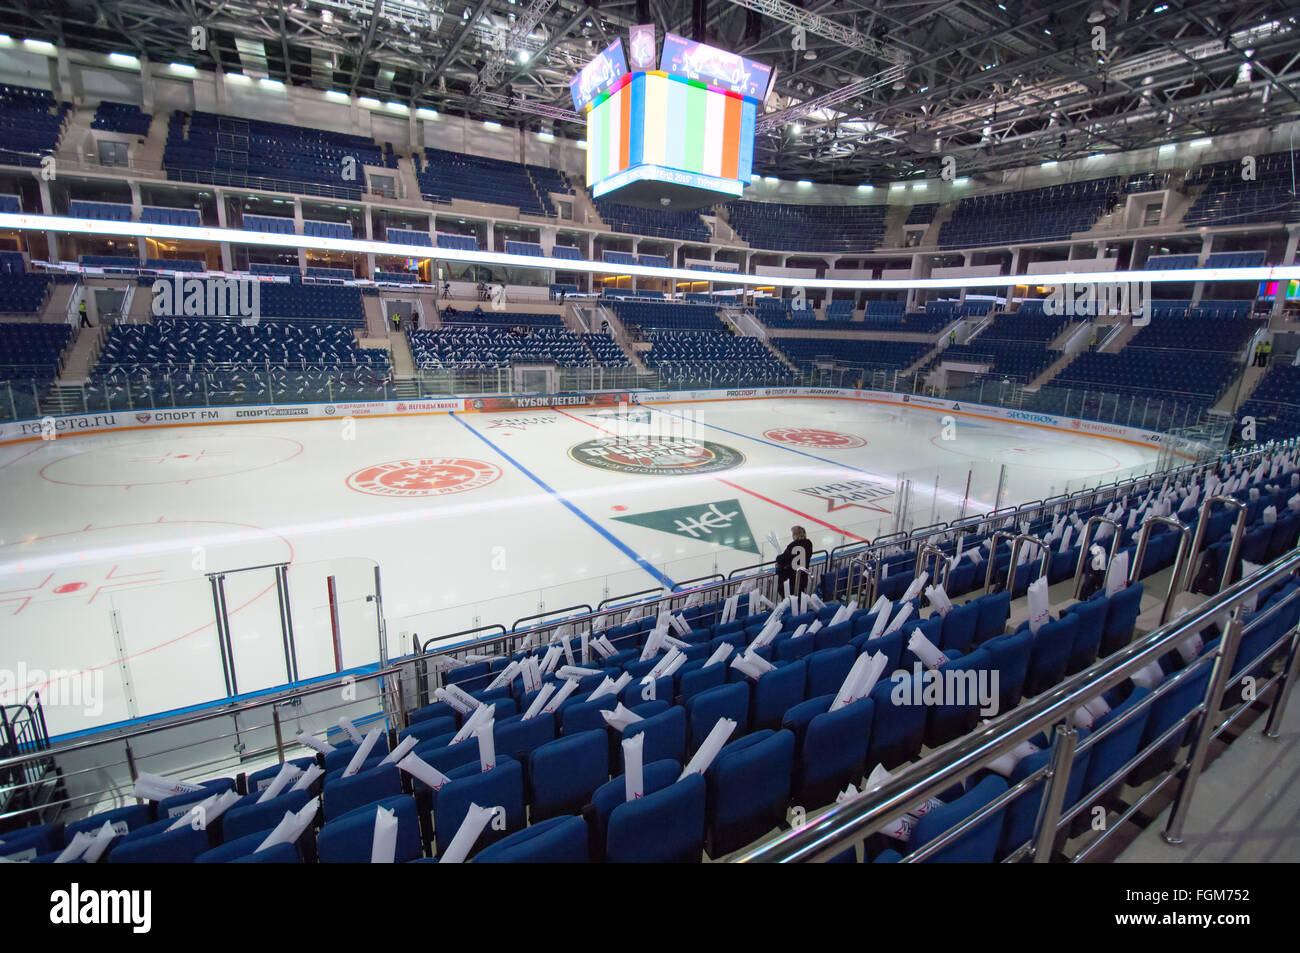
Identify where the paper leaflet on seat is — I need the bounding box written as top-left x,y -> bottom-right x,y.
450,703 -> 493,745
884,603 -> 914,635
864,763 -> 944,815
717,594 -> 736,627
54,829 -> 100,864
668,612 -> 691,636
1176,630 -> 1204,665
639,627 -> 667,662
831,650 -> 886,711
901,572 -> 929,604
255,800 -> 319,853
439,802 -> 497,863
369,805 -> 399,864
476,720 -> 496,772
520,656 -> 542,693
293,732 -> 336,756
703,643 -> 734,668
380,734 -> 419,768
867,600 -> 893,641
907,629 -> 948,670
522,682 -> 557,720
798,592 -> 810,615
623,734 -> 645,802
556,665 -> 602,680
537,645 -> 562,676
1263,505 -> 1278,524
1026,576 -> 1052,635
1105,550 -> 1130,596
837,783 -> 861,804
748,616 -> 783,650
1057,524 -> 1074,553
337,717 -> 365,746
806,619 -> 823,636
826,598 -> 857,629
789,623 -> 809,641
599,703 -> 643,732
257,762 -> 304,804
290,764 -> 324,793
589,636 -> 614,660
398,752 -> 451,791
662,633 -> 691,651
560,636 -> 575,667
435,684 -> 479,714
987,738 -> 1041,776
540,678 -> 580,715
1129,660 -> 1165,690
342,727 -> 384,777
132,771 -> 207,802
730,650 -> 774,680
678,717 -> 738,780
486,660 -> 520,692
1072,706 -> 1096,729
588,671 -> 631,702
167,789 -> 241,832
809,593 -> 825,611
925,584 -> 953,617
643,647 -> 684,684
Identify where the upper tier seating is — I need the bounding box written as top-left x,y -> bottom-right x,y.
0,321 -> 69,379
244,214 -> 295,235
164,111 -> 396,201
1239,364 -> 1300,442
1204,251 -> 1267,269
91,100 -> 152,136
906,203 -> 938,225
69,200 -> 132,221
416,147 -> 568,216
612,300 -> 723,333
141,206 -> 202,227
936,312 -> 1068,381
938,177 -> 1119,249
386,228 -> 428,246
773,337 -> 930,373
593,198 -> 711,243
724,200 -> 888,252
1144,254 -> 1199,270
0,84 -> 69,166
505,241 -> 544,257
1183,152 -> 1300,226
439,309 -> 563,329
305,220 -> 352,240
551,245 -> 584,261
0,273 -> 51,313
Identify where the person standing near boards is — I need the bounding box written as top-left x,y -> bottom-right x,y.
776,526 -> 813,598
79,298 -> 91,328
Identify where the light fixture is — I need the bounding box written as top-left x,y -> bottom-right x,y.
913,182 -> 928,191
889,182 -> 906,191
797,179 -> 812,187
23,38 -> 56,54
1189,137 -> 1211,148
358,96 -> 380,108
109,52 -> 140,69
764,175 -> 779,183
416,107 -> 439,120
1041,160 -> 1058,168
325,90 -> 349,103
537,130 -> 554,142
575,139 -> 588,150
483,120 -> 502,131
1158,143 -> 1176,154
225,72 -> 252,84
954,177 -> 969,186
857,184 -> 874,191
259,77 -> 285,90
169,62 -> 198,77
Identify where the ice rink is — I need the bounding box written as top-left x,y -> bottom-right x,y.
0,396 -> 1163,734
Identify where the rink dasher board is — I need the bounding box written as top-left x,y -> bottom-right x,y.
0,387 -> 1190,458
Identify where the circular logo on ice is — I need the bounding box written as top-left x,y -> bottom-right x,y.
569,437 -> 744,476
764,428 -> 866,449
346,458 -> 502,497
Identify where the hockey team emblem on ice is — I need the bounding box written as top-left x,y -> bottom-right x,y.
569,437 -> 745,475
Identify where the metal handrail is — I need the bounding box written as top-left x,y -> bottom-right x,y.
1128,514 -> 1194,625
982,531 -> 1020,593
1005,533 -> 1049,594
733,547 -> 1300,862
1179,495 -> 1248,597
1072,516 -> 1121,599
914,543 -> 951,591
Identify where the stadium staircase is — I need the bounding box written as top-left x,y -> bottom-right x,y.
362,295 -> 387,336
592,303 -> 645,371
877,204 -> 913,248
1214,363 -> 1268,414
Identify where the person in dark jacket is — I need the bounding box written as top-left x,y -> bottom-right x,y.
775,526 -> 813,598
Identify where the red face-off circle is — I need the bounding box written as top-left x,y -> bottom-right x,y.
764,428 -> 866,449
346,458 -> 502,498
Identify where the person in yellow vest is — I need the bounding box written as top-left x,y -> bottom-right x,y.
78,299 -> 91,328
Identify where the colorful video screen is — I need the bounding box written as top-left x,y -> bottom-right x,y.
585,72 -> 756,198
1259,279 -> 1300,300
570,40 -> 629,112
659,32 -> 772,100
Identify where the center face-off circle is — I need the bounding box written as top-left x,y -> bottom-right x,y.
569,438 -> 745,476
764,427 -> 866,449
346,458 -> 502,497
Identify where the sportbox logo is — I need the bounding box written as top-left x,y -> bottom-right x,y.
152,276 -> 261,324
1007,410 -> 1057,426
1042,280 -> 1151,325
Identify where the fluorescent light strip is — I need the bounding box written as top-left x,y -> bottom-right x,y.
3,214 -> 1296,291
